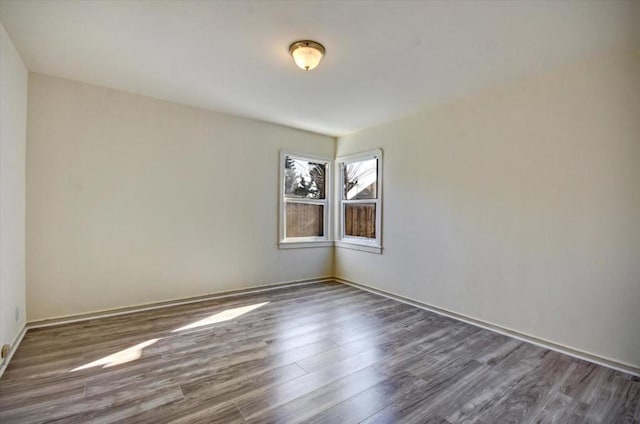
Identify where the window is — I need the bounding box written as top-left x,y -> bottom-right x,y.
279,152 -> 332,248
336,149 -> 382,253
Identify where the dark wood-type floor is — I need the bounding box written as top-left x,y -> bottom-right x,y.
1,282 -> 638,423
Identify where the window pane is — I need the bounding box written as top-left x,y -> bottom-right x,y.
286,203 -> 324,237
284,156 -> 326,199
344,158 -> 377,200
344,203 -> 376,238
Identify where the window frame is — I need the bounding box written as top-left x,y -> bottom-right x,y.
335,149 -> 383,254
279,151 -> 333,249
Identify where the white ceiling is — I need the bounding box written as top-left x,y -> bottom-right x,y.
1,0 -> 639,136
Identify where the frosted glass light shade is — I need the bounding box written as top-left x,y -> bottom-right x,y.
289,40 -> 325,71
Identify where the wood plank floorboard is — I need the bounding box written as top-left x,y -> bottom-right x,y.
1,281 -> 638,423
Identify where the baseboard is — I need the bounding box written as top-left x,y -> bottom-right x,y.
28,276 -> 334,329
14,275 -> 638,378
0,324 -> 27,379
335,276 -> 640,377
1,277 -> 332,379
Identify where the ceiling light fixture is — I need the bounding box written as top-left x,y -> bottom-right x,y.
289,40 -> 325,71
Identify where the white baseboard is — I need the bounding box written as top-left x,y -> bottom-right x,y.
336,277 -> 640,377
0,277 -> 332,379
28,277 -> 333,329
0,324 -> 27,379
8,275 -> 637,379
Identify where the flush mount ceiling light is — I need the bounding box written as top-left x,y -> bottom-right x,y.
289,40 -> 325,71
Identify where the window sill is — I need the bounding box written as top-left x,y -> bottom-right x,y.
279,241 -> 334,249
335,240 -> 382,254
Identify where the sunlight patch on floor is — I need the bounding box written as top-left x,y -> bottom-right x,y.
172,302 -> 270,332
70,338 -> 160,372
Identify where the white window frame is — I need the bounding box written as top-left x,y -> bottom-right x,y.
335,149 -> 383,254
279,151 -> 333,249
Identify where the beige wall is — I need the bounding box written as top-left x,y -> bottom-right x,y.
21,44 -> 640,368
336,50 -> 640,368
27,74 -> 335,321
0,22 -> 27,363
